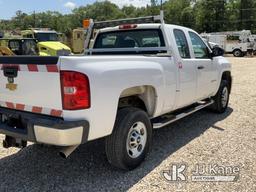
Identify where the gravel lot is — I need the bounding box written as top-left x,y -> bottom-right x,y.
0,57 -> 255,192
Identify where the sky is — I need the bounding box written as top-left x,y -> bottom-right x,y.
0,0 -> 152,20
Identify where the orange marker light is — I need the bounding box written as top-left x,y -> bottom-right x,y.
83,19 -> 91,29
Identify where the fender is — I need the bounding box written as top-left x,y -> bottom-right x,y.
213,57 -> 232,96
59,56 -> 171,141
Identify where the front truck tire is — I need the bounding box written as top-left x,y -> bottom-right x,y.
105,107 -> 152,170
211,80 -> 230,113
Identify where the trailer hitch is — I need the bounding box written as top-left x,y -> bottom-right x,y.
3,66 -> 18,78
3,66 -> 18,91
3,136 -> 27,149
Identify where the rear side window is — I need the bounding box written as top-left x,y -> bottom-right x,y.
174,29 -> 190,58
94,29 -> 165,49
189,31 -> 210,59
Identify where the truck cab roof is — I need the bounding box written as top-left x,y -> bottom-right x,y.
22,29 -> 57,34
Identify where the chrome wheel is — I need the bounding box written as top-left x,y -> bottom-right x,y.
126,122 -> 147,159
221,87 -> 229,107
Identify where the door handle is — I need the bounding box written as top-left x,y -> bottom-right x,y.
197,66 -> 205,70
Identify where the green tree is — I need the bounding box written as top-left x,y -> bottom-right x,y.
225,0 -> 240,31
180,6 -> 195,28
122,5 -> 138,17
240,0 -> 255,30
164,0 -> 193,26
194,0 -> 227,32
73,1 -> 124,22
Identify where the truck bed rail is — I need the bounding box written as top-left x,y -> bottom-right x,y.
93,15 -> 163,29
84,11 -> 165,50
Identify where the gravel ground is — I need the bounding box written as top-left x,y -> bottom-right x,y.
0,57 -> 255,192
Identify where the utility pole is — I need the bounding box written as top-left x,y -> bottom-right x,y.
160,0 -> 164,24
33,11 -> 36,28
240,0 -> 243,30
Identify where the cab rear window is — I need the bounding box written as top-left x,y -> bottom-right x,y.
94,29 -> 165,49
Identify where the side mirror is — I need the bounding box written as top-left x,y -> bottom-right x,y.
211,46 -> 225,57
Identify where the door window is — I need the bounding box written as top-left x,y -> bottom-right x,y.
174,29 -> 190,58
189,32 -> 210,59
9,41 -> 20,51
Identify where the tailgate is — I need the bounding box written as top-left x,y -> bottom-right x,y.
0,56 -> 63,117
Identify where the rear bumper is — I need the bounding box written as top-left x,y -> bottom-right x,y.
0,107 -> 89,146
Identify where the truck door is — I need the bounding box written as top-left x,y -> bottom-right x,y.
173,29 -> 197,108
188,31 -> 215,100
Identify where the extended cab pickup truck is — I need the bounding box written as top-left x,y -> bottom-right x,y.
0,13 -> 232,170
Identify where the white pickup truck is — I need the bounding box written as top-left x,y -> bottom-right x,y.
0,14 -> 232,170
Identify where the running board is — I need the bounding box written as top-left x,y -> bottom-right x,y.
152,100 -> 214,129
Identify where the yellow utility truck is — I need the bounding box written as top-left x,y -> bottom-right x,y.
21,28 -> 71,56
0,38 -> 38,55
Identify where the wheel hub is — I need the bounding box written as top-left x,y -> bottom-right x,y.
221,87 -> 229,107
126,122 -> 147,158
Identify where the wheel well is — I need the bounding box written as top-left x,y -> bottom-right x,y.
118,86 -> 157,117
222,71 -> 232,92
233,48 -> 241,52
118,96 -> 147,111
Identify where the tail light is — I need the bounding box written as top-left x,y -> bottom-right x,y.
60,71 -> 90,110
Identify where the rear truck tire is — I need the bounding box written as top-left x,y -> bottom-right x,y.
210,80 -> 230,113
105,107 -> 152,170
233,49 -> 243,57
